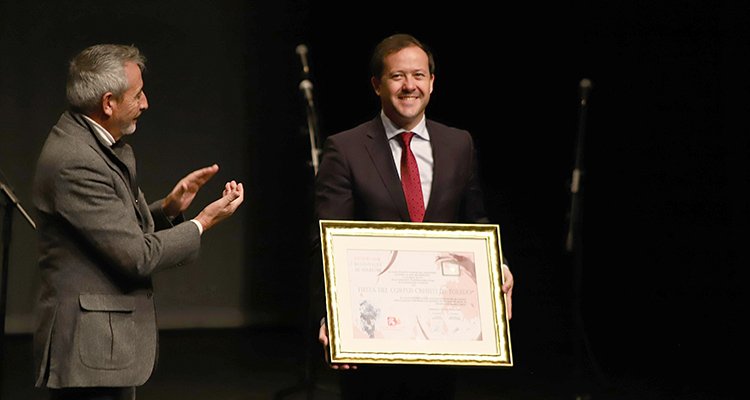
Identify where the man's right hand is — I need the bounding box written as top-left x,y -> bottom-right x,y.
194,180 -> 244,232
319,323 -> 357,370
163,164 -> 219,218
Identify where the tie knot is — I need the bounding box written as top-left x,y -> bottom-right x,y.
400,131 -> 415,148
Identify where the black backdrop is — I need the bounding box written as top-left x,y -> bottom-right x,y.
305,2 -> 745,395
1,1 -> 745,397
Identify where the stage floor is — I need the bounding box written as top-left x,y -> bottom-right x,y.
1,327 -> 727,399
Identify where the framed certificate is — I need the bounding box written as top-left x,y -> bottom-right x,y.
320,220 -> 513,367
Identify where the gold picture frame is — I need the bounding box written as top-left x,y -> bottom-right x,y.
320,220 -> 513,367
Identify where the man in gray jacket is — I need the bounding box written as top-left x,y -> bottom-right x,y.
32,44 -> 244,400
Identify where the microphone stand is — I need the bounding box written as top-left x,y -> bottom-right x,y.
565,78 -> 590,254
274,44 -> 333,400
565,78 -> 606,397
295,43 -> 322,175
1,170 -> 37,388
301,80 -> 322,175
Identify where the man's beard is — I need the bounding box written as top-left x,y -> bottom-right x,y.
121,121 -> 137,136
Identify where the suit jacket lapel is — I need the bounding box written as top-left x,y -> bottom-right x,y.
363,118 -> 411,221
71,112 -> 145,225
110,141 -> 139,195
424,120 -> 446,222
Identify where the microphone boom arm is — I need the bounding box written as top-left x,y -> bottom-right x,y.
296,45 -> 322,175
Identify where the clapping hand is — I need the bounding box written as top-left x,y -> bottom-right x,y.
163,164 -> 220,218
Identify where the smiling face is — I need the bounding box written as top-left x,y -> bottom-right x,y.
371,45 -> 434,131
105,61 -> 148,140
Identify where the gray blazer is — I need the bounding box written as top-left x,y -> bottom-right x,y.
32,111 -> 201,388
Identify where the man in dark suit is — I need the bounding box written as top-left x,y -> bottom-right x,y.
314,33 -> 513,399
32,44 -> 244,400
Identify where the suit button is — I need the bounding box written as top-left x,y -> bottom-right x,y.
147,291 -> 153,298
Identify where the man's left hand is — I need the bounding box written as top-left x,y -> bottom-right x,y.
502,264 -> 513,320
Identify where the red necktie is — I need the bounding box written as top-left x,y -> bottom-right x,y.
399,131 -> 425,222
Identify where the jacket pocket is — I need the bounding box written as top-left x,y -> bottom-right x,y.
77,294 -> 136,370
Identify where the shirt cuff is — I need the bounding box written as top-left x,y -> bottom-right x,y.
190,219 -> 204,235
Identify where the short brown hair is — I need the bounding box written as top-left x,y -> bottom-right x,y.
370,34 -> 435,79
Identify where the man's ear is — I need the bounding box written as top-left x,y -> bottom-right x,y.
371,76 -> 381,96
101,92 -> 115,117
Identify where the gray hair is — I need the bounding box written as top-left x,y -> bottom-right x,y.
66,44 -> 146,113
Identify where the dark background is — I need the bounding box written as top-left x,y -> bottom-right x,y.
1,1 -> 745,398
